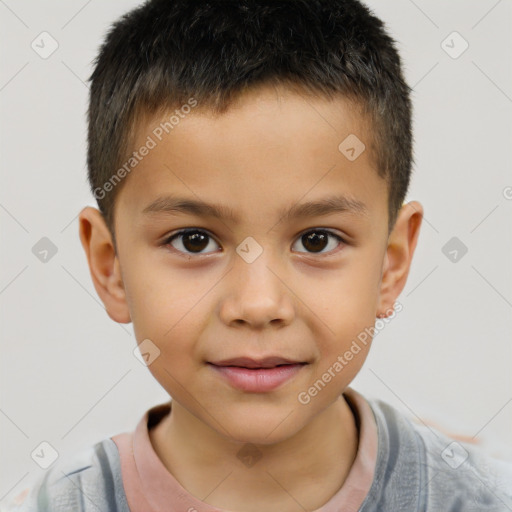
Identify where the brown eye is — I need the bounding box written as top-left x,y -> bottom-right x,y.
165,229 -> 220,255
292,229 -> 344,254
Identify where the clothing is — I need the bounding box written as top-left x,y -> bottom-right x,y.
109,387 -> 377,512
3,387 -> 512,511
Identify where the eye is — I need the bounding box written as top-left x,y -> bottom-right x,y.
291,229 -> 345,255
162,228 -> 345,257
163,229 -> 220,255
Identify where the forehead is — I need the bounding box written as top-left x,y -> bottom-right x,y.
115,85 -> 387,230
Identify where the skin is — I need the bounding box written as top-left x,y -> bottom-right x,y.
79,84 -> 423,512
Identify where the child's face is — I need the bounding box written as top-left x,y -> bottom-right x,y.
80,84 -> 422,444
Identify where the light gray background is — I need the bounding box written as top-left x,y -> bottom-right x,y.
1,0 -> 511,503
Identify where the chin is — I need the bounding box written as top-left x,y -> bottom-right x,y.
227,428 -> 295,447
214,407 -> 306,447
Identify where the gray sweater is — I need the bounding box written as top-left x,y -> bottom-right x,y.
3,396 -> 512,511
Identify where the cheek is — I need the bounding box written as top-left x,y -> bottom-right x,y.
302,257 -> 381,367
123,258 -> 213,367
123,253 -> 208,339
309,261 -> 380,328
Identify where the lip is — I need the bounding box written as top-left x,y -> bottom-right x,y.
209,356 -> 305,369
208,362 -> 307,392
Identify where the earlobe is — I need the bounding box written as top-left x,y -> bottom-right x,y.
78,206 -> 131,324
376,201 -> 424,317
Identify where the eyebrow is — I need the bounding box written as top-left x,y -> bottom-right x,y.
141,194 -> 369,223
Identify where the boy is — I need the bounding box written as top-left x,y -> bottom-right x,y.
6,0 -> 512,510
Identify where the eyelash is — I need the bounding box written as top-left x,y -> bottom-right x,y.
162,228 -> 346,257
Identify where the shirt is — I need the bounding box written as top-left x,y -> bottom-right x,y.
3,387 -> 512,511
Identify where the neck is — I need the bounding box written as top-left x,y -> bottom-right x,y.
149,395 -> 359,512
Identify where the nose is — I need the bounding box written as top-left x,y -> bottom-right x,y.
218,248 -> 295,329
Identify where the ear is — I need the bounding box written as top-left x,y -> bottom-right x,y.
78,206 -> 131,324
376,201 -> 424,317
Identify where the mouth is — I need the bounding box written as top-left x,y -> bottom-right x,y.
207,358 -> 309,392
208,356 -> 308,369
